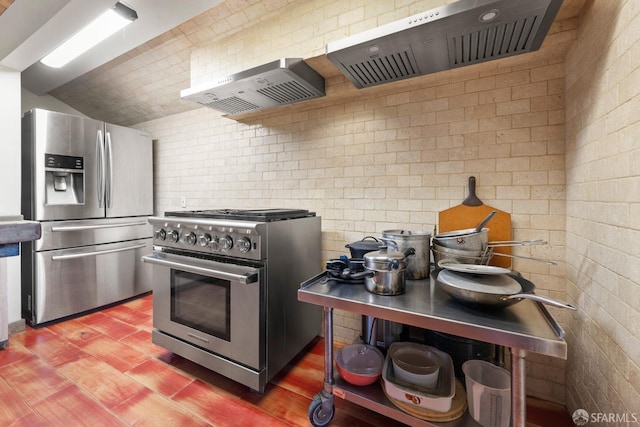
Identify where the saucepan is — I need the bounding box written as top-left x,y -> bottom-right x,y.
363,246 -> 415,295
433,268 -> 576,310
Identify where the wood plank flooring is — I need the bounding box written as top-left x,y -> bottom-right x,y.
0,294 -> 573,426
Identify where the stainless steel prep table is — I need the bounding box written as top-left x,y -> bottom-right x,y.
298,272 -> 567,427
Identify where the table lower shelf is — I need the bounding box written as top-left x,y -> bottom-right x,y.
332,376 -> 479,427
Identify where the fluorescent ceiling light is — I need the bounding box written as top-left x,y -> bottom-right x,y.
40,2 -> 137,68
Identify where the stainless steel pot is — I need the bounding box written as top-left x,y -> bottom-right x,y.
434,269 -> 576,310
363,246 -> 415,295
382,230 -> 432,279
433,210 -> 495,252
433,227 -> 489,251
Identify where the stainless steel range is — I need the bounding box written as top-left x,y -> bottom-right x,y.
142,208 -> 321,392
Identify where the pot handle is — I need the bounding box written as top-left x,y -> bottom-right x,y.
388,259 -> 400,271
380,237 -> 398,251
351,270 -> 375,279
491,252 -> 557,265
504,294 -> 577,310
404,247 -> 416,257
488,239 -> 547,247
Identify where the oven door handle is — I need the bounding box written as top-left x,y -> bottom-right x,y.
141,254 -> 259,285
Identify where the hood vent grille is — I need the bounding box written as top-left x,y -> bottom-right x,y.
327,0 -> 563,89
344,51 -> 419,88
181,58 -> 325,115
257,80 -> 318,104
449,15 -> 542,66
202,97 -> 261,115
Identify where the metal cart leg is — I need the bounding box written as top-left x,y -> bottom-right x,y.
308,306 -> 335,426
511,348 -> 527,427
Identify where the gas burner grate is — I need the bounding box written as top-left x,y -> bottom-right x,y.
164,208 -> 315,222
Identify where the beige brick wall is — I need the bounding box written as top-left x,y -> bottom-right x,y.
564,0 -> 640,420
136,0 -> 581,404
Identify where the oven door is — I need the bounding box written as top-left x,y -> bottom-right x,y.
143,251 -> 264,370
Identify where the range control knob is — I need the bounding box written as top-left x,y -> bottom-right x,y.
184,232 -> 197,246
198,233 -> 212,247
210,236 -> 221,251
168,230 -> 180,243
154,228 -> 167,241
219,235 -> 233,251
237,237 -> 252,253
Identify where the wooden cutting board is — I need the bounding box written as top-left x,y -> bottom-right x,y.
438,177 -> 512,268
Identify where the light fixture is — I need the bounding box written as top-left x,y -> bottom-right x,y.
40,2 -> 137,68
479,9 -> 500,23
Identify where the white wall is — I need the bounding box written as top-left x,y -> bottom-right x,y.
21,88 -> 85,117
0,68 -> 23,325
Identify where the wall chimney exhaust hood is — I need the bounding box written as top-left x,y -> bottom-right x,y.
326,0 -> 564,89
180,58 -> 325,115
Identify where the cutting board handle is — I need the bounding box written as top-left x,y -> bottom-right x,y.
463,176 -> 483,206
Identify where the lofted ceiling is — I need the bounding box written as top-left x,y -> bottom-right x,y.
2,0 -> 587,127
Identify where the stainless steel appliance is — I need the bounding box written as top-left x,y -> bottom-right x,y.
181,58 -> 325,115
21,108 -> 153,326
326,0 -> 563,88
143,208 -> 321,392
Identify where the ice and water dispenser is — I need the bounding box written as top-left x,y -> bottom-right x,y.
44,154 -> 84,205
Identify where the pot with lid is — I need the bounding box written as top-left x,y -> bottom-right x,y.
345,236 -> 384,259
382,230 -> 432,279
363,246 -> 415,295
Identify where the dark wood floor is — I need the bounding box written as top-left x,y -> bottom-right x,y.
0,294 -> 573,426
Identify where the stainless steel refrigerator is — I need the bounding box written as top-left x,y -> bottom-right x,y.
21,108 -> 153,325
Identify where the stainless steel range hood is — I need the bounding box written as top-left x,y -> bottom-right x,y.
180,58 -> 325,115
326,0 -> 564,89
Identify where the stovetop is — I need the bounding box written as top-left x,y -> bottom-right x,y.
164,208 -> 315,222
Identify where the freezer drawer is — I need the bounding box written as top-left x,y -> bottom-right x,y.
23,238 -> 152,325
33,217 -> 152,252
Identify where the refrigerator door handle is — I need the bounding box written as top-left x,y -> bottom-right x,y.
50,221 -> 148,232
105,131 -> 113,208
97,130 -> 106,208
51,243 -> 147,261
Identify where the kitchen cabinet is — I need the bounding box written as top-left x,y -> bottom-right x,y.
298,272 -> 567,427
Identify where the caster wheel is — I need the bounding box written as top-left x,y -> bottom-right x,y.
308,395 -> 335,427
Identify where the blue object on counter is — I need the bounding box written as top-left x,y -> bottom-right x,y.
0,244 -> 19,258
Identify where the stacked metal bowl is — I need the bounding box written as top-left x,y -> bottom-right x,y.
431,227 -> 493,266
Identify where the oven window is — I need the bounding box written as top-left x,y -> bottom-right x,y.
171,271 -> 231,341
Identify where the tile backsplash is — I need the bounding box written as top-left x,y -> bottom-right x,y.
564,0 -> 640,418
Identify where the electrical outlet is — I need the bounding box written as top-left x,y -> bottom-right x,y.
180,196 -> 187,208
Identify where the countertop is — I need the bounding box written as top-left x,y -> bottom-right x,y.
0,216 -> 41,245
0,216 -> 41,258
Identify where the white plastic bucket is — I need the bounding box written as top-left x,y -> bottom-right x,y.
462,360 -> 511,427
